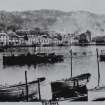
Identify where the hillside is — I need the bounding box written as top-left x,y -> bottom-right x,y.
0,10 -> 105,36
49,11 -> 105,36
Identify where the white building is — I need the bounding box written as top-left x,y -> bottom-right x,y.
26,35 -> 39,45
41,38 -> 52,46
0,33 -> 9,45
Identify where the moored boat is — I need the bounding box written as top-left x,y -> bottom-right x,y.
0,77 -> 45,102
51,49 -> 91,101
51,73 -> 91,101
99,50 -> 105,61
3,52 -> 64,66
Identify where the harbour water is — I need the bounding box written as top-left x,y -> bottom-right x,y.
0,46 -> 105,101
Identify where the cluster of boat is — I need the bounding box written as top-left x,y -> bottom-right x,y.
1,49 -> 92,102
3,47 -> 105,102
0,73 -> 91,102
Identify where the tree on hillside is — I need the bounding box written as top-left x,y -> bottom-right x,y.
0,23 -> 6,32
7,24 -> 20,32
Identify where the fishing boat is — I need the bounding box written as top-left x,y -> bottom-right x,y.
0,77 -> 45,102
51,49 -> 91,101
51,73 -> 91,101
99,50 -> 105,61
3,52 -> 64,66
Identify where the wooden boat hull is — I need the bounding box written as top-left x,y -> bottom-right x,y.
0,77 -> 45,102
100,55 -> 105,61
51,82 -> 88,100
51,73 -> 91,101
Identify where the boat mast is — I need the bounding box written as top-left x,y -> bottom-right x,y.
70,49 -> 73,77
25,71 -> 29,102
96,48 -> 100,87
38,78 -> 41,101
69,33 -> 73,78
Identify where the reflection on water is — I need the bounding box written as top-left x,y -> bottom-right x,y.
1,46 -> 105,100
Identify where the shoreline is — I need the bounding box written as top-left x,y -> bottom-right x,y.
1,43 -> 105,48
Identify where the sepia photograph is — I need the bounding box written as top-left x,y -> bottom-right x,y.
0,0 -> 105,104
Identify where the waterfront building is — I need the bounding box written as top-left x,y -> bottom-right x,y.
38,35 -> 52,46
0,33 -> 9,46
92,36 -> 105,44
8,32 -> 19,45
62,35 -> 69,45
7,31 -> 25,46
76,30 -> 91,44
26,35 -> 38,45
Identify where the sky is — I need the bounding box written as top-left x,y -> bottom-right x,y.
0,0 -> 105,14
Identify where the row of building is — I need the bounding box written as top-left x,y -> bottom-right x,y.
2,29 -> 103,46
0,30 -> 72,46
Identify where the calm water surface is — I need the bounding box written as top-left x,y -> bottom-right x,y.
0,46 -> 105,100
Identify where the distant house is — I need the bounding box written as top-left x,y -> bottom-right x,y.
92,36 -> 105,44
85,30 -> 91,41
15,29 -> 50,45
75,30 -> 91,45
0,33 -> 9,45
7,31 -> 25,45
78,33 -> 89,43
